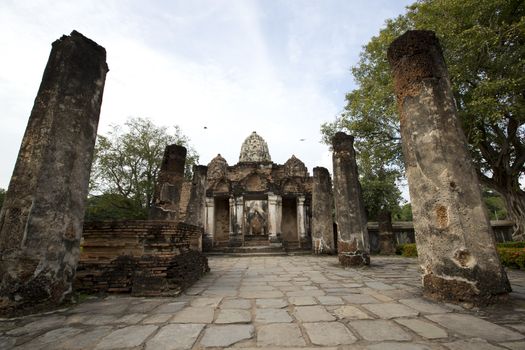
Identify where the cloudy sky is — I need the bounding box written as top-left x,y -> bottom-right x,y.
0,0 -> 413,190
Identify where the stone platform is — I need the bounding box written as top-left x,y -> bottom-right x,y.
1,255 -> 524,349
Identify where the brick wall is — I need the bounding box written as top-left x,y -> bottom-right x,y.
75,220 -> 209,296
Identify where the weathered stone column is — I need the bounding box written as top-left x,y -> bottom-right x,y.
296,196 -> 306,244
388,30 -> 511,304
185,165 -> 208,227
149,144 -> 187,221
229,196 -> 243,247
185,165 -> 207,252
312,167 -> 335,254
204,197 -> 215,251
332,132 -> 370,266
377,211 -> 396,255
0,31 -> 108,314
267,193 -> 283,246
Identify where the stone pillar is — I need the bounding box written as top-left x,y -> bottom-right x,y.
268,193 -> 283,246
296,196 -> 307,246
312,167 -> 335,254
149,144 -> 187,221
184,165 -> 208,252
0,31 -> 108,314
388,30 -> 511,304
204,198 -> 214,251
229,196 -> 243,247
332,132 -> 370,266
378,211 -> 396,255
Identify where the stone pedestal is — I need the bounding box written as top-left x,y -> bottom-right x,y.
377,211 -> 396,255
149,144 -> 187,221
387,30 -> 510,304
185,165 -> 208,252
312,167 -> 335,254
0,31 -> 108,315
204,198 -> 215,251
332,132 -> 370,266
268,193 -> 283,246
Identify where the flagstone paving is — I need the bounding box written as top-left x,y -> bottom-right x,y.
1,255 -> 525,349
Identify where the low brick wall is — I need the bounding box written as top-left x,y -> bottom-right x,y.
75,220 -> 209,296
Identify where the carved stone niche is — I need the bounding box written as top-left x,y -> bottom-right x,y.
281,178 -> 303,194
241,172 -> 269,192
284,155 -> 307,178
207,154 -> 228,181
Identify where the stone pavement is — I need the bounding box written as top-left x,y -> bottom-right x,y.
1,255 -> 525,349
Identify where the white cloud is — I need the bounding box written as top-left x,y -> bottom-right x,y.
0,0 -> 413,191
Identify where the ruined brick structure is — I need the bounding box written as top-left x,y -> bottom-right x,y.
388,30 -> 511,304
75,221 -> 209,296
312,167 -> 335,254
0,31 -> 108,315
204,132 -> 314,250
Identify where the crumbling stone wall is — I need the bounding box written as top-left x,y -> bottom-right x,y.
0,31 -> 108,316
388,30 -> 510,304
75,221 -> 209,296
332,132 -> 370,266
378,211 -> 396,255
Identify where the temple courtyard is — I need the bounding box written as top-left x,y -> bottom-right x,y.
0,255 -> 524,350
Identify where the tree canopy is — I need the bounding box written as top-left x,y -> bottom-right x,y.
322,0 -> 525,237
87,117 -> 199,220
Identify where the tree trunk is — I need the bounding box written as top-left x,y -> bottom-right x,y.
501,188 -> 525,241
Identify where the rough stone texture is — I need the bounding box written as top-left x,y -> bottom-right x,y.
145,324 -> 204,350
255,308 -> 293,323
95,325 -> 158,349
303,322 -> 357,345
215,309 -> 252,323
239,131 -> 272,163
257,323 -> 306,347
332,132 -> 370,266
387,30 -> 511,305
184,165 -> 207,230
170,307 -> 214,323
312,167 -> 335,254
2,255 -> 525,349
362,302 -> 419,319
75,221 -> 209,296
0,31 -> 108,316
294,305 -> 335,322
149,144 -> 187,221
200,324 -> 254,347
426,313 -> 524,342
377,211 -> 396,254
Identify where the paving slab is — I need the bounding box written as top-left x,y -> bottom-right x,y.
342,294 -> 382,304
317,296 -> 345,305
200,325 -> 254,347
256,298 -> 287,308
53,326 -> 114,350
221,299 -> 252,309
190,297 -> 223,308
95,325 -> 158,349
257,323 -> 306,347
443,338 -> 506,350
145,324 -> 204,350
170,307 -> 215,323
395,318 -> 448,339
365,342 -> 435,350
363,302 -> 419,319
303,321 -> 357,345
255,308 -> 293,323
334,305 -> 373,320
294,305 -> 336,322
215,309 -> 252,324
399,298 -> 452,314
152,302 -> 187,314
15,326 -> 83,349
427,313 -> 525,342
289,296 -> 317,305
349,320 -> 412,341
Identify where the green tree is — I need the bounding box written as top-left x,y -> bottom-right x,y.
322,0 -> 525,239
88,117 -> 199,219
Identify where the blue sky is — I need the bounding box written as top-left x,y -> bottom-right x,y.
0,0 -> 413,194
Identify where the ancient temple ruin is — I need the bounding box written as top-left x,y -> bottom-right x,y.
202,132 -> 314,251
